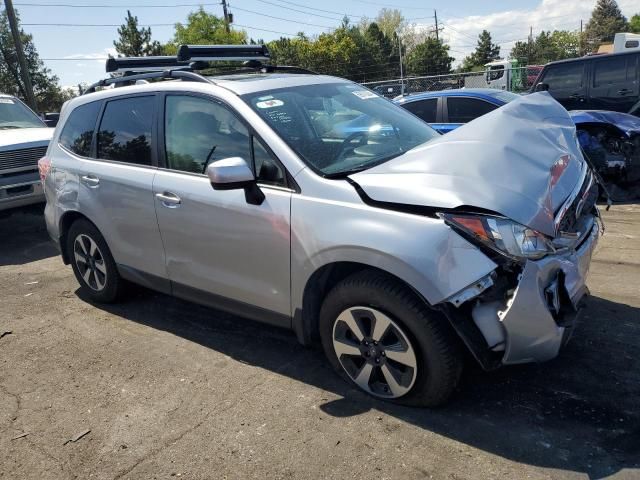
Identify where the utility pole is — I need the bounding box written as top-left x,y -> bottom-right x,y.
434,9 -> 439,41
579,20 -> 583,56
221,0 -> 230,34
527,26 -> 532,65
4,0 -> 36,111
397,30 -> 404,96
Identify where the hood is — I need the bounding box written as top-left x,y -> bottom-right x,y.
350,92 -> 586,237
0,127 -> 53,151
569,110 -> 640,136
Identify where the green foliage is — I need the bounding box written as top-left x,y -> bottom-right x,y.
164,7 -> 246,54
113,10 -> 163,57
584,0 -> 628,50
510,30 -> 581,64
629,14 -> 640,33
461,30 -> 500,71
405,38 -> 453,76
0,10 -> 73,112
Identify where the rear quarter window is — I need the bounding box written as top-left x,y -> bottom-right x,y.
58,101 -> 101,157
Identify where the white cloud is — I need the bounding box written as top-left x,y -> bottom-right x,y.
64,47 -> 117,61
413,0 -> 638,64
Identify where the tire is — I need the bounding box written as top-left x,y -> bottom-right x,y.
319,270 -> 463,407
66,219 -> 123,303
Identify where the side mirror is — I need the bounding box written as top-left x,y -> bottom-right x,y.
534,82 -> 549,92
206,157 -> 265,205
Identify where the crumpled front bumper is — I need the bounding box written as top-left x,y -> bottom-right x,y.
498,221 -> 599,364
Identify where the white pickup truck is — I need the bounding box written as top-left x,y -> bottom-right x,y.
0,94 -> 53,215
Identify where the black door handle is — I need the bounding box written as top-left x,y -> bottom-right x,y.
618,89 -> 631,95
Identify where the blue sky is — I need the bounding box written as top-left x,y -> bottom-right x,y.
13,0 -> 638,87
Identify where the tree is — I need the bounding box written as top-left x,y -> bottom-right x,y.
584,0 -> 628,50
375,8 -> 405,39
113,10 -> 163,57
629,14 -> 640,33
405,38 -> 453,76
165,7 -> 246,54
461,30 -> 500,71
0,10 -> 72,111
510,30 -> 580,64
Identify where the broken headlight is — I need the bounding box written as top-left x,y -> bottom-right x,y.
440,213 -> 555,261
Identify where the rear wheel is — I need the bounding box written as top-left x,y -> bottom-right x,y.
67,219 -> 123,303
319,270 -> 463,407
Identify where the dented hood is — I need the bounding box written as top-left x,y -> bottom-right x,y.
350,92 -> 586,237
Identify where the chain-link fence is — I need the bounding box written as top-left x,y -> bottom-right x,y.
362,66 -> 544,98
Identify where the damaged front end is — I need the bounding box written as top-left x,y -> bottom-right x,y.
440,170 -> 600,369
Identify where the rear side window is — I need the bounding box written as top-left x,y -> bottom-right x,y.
403,98 -> 438,123
447,97 -> 497,123
593,56 -> 628,86
541,63 -> 584,90
59,102 -> 101,157
97,96 -> 154,165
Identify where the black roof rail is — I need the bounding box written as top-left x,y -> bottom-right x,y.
83,69 -> 212,95
177,44 -> 270,62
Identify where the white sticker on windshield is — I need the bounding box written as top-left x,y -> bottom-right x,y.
0,98 -> 15,104
352,90 -> 378,100
256,99 -> 284,109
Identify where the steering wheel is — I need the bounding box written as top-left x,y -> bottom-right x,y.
336,131 -> 369,162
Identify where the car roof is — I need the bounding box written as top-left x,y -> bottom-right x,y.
544,49 -> 639,67
395,88 -> 508,104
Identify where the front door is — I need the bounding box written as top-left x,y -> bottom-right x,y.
540,62 -> 588,110
153,93 -> 292,325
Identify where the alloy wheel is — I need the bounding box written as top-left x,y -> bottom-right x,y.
332,306 -> 418,398
73,234 -> 107,291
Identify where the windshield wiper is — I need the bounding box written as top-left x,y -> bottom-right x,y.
0,125 -> 22,129
324,165 -> 372,179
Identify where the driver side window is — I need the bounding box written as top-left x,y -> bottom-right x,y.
165,95 -> 251,174
165,95 -> 287,187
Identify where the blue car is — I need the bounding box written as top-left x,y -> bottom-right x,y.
395,88 -> 639,178
394,88 -> 521,134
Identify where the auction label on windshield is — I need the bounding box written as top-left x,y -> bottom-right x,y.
0,98 -> 15,104
352,90 -> 378,100
256,99 -> 284,109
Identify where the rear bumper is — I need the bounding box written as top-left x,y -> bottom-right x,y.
499,221 -> 599,364
0,171 -> 44,212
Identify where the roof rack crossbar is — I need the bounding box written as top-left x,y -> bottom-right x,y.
106,55 -> 189,73
177,44 -> 270,62
83,70 -> 212,94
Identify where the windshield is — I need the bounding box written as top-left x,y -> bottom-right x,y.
0,97 -> 45,129
243,83 -> 439,177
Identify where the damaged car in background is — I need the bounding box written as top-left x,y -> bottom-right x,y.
572,110 -> 640,181
43,54 -> 600,407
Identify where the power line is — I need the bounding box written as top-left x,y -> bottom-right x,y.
231,5 -> 335,29
251,0 -> 345,21
23,22 -> 174,26
15,1 -> 221,7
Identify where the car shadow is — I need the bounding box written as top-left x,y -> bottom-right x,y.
0,206 -> 58,266
83,287 -> 640,479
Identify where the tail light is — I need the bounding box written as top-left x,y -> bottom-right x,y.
38,156 -> 51,185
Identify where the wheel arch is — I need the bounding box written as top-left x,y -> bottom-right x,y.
293,261 -> 434,346
58,210 -> 97,264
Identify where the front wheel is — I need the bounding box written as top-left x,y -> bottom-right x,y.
319,271 -> 463,407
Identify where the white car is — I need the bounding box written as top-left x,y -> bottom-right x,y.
0,94 -> 53,214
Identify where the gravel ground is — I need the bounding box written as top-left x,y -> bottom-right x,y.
1,204 -> 639,480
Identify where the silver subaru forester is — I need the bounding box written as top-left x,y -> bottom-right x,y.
42,55 -> 599,406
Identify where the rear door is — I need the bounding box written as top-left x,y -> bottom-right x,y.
75,94 -> 168,286
538,61 -> 587,110
589,53 -> 639,112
